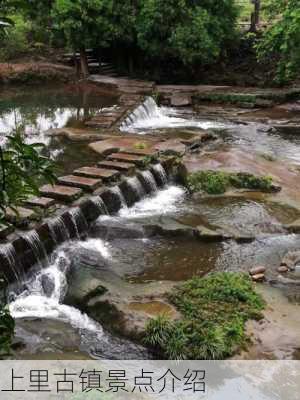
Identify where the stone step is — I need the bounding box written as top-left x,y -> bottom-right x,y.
24,196 -> 56,209
40,185 -> 82,203
120,148 -> 158,157
57,175 -> 102,192
73,166 -> 120,182
97,160 -> 136,174
5,206 -> 39,227
107,152 -> 146,167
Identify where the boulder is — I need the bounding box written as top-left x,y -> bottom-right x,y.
277,266 -> 289,273
251,273 -> 265,282
281,251 -> 300,271
249,266 -> 266,276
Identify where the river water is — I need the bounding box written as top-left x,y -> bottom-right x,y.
1,88 -> 300,360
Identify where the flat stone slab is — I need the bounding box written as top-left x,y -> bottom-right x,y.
155,139 -> 186,156
40,184 -> 82,203
25,196 -> 56,209
107,152 -> 146,166
5,206 -> 38,227
121,148 -> 158,157
57,175 -> 102,191
97,160 -> 136,173
73,166 -> 120,182
89,136 -> 159,157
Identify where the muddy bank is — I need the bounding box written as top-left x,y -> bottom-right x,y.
0,62 -> 75,85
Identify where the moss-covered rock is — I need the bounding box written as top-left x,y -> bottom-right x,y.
186,170 -> 278,195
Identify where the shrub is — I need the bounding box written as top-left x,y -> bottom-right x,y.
187,170 -> 274,194
0,15 -> 30,61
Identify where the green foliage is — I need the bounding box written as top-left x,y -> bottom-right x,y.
0,304 -> 15,357
256,0 -> 300,82
144,272 -> 264,360
0,128 -> 56,222
187,170 -> 274,194
52,0 -> 136,50
136,0 -> 239,66
0,14 -> 29,61
134,142 -> 147,150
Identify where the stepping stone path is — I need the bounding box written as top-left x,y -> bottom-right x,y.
25,196 -> 56,209
121,148 -> 158,157
107,153 -> 146,167
97,160 -> 136,174
40,185 -> 82,203
57,175 -> 102,192
73,167 -> 120,183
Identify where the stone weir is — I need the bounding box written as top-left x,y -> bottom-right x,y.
0,156 -> 174,284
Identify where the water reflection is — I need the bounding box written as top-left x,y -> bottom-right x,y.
0,84 -> 118,151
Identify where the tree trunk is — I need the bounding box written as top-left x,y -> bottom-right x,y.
79,47 -> 89,78
250,0 -> 260,32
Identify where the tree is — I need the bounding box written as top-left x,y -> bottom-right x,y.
256,0 -> 300,82
51,0 -> 136,77
136,0 -> 238,67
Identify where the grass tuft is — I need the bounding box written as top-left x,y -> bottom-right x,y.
144,272 -> 264,360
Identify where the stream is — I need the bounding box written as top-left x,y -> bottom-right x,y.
1,85 -> 300,360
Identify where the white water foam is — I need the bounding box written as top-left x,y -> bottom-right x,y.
120,96 -> 233,134
9,250 -> 103,336
119,185 -> 186,219
79,238 -> 111,259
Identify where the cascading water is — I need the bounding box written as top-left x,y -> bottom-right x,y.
138,170 -> 158,194
111,186 -> 128,208
120,96 -> 235,133
151,163 -> 168,186
0,243 -> 22,282
91,196 -> 109,215
23,230 -> 49,267
69,207 -> 89,238
9,249 -> 104,337
48,215 -> 70,245
126,176 -> 146,201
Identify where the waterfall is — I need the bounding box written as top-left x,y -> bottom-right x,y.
0,243 -> 22,282
151,163 -> 168,187
120,97 -> 165,131
138,170 -> 158,194
126,176 -> 146,201
23,230 -> 49,267
91,196 -> 109,215
111,186 -> 128,208
48,215 -> 70,245
69,207 -> 88,238
9,249 -> 104,337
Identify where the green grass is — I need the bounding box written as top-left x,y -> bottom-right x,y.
187,170 -> 274,195
144,272 -> 265,360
